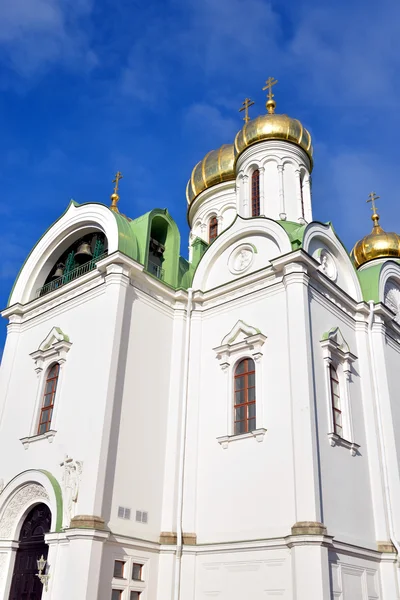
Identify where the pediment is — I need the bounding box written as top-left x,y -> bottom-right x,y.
221,320 -> 261,346
39,327 -> 70,351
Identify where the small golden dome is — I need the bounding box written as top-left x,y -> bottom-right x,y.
352,213 -> 400,268
186,144 -> 235,204
234,113 -> 313,165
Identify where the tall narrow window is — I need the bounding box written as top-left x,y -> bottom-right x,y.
38,363 -> 59,434
251,169 -> 260,216
209,216 -> 218,242
330,365 -> 343,437
234,358 -> 256,434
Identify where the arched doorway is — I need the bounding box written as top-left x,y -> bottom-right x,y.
8,503 -> 51,600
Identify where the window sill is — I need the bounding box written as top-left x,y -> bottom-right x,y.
328,433 -> 359,456
20,430 -> 57,449
217,428 -> 267,449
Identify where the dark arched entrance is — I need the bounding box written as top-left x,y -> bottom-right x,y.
8,503 -> 51,600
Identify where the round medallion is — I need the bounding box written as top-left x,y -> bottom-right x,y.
228,244 -> 255,275
317,249 -> 337,282
384,281 -> 400,324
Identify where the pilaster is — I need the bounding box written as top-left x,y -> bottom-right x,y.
283,262 -> 322,523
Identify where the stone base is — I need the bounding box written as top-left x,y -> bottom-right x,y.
69,515 -> 107,530
291,521 -> 327,536
377,541 -> 397,553
159,532 -> 197,545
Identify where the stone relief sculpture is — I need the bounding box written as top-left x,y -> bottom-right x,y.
60,456 -> 83,528
229,244 -> 255,275
317,249 -> 337,282
384,281 -> 400,324
0,484 -> 49,539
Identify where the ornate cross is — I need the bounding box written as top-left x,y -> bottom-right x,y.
112,171 -> 123,195
367,191 -> 380,214
239,98 -> 254,123
263,77 -> 278,101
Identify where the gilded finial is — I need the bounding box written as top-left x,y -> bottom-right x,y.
110,171 -> 123,213
239,98 -> 255,123
367,191 -> 380,227
262,77 -> 278,114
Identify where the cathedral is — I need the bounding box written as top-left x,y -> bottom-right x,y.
1,78 -> 400,600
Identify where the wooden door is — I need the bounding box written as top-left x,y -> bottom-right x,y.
8,503 -> 51,600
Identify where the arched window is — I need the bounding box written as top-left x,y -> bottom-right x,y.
251,169 -> 260,217
234,358 -> 256,434
330,365 -> 342,437
209,216 -> 218,242
38,363 -> 60,434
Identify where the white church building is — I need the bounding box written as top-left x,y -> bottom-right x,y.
2,81 -> 400,600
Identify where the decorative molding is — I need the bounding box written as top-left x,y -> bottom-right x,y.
0,484 -> 50,539
30,327 -> 71,375
214,320 -> 267,370
328,433 -> 360,456
20,429 -> 57,449
217,428 -> 267,449
60,456 -> 83,529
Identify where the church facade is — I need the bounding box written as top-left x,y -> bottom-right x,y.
1,82 -> 400,599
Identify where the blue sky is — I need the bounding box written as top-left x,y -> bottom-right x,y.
1,0 -> 400,353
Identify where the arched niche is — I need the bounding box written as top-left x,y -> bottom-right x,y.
303,222 -> 362,302
8,202 -> 126,307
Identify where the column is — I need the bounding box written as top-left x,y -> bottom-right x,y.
277,164 -> 286,220
0,541 -> 18,599
258,166 -> 265,215
64,518 -> 109,600
302,174 -> 312,222
283,262 -> 322,522
0,311 -> 22,429
294,169 -> 304,223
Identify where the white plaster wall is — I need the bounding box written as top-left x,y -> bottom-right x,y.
108,291 -> 175,542
308,292 -> 376,547
0,285 -> 118,517
190,287 -> 296,542
194,547 -> 292,599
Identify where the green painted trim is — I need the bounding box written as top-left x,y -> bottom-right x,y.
38,470 -> 63,532
7,200 -> 139,306
54,327 -> 69,342
276,220 -> 306,249
321,326 -> 350,352
131,208 -> 181,287
356,263 -> 382,303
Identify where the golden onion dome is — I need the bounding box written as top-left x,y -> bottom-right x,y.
352,212 -> 400,268
234,113 -> 313,165
186,143 -> 235,204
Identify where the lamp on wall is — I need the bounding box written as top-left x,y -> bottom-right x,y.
36,555 -> 50,591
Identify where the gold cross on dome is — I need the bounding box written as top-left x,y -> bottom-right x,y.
367,191 -> 380,214
239,98 -> 255,123
112,171 -> 123,195
263,77 -> 278,101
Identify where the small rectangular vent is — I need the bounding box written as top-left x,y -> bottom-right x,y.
118,506 -> 131,520
135,510 -> 148,524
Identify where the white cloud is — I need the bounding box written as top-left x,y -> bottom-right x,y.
0,0 -> 96,76
184,103 -> 238,142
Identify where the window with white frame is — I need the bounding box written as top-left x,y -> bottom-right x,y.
20,326 -> 71,448
213,320 -> 267,448
320,327 -> 359,456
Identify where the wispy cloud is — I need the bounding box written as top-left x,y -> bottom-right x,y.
0,0 -> 96,77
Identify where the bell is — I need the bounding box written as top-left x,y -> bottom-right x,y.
52,263 -> 64,278
75,241 -> 93,263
